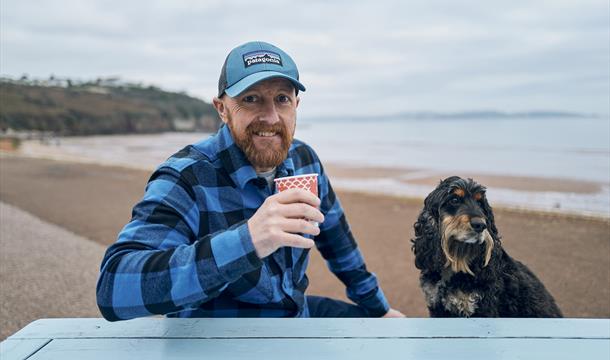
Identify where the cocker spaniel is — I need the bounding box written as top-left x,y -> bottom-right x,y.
411,176 -> 562,317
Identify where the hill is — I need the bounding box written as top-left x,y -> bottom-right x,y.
0,78 -> 221,136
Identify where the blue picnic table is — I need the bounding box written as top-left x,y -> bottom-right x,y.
1,318 -> 609,359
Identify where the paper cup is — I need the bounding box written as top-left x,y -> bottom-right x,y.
274,173 -> 319,226
273,173 -> 318,196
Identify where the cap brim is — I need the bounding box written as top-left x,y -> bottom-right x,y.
224,71 -> 306,97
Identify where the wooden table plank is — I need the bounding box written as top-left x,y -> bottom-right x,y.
3,318 -> 608,360
26,338 -> 610,360
0,339 -> 51,360
8,318 -> 610,340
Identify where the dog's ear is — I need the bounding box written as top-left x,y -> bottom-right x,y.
411,206 -> 443,272
411,178 -> 458,272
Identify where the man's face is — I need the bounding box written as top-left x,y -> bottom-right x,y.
214,78 -> 300,170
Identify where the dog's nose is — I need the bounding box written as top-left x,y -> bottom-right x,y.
470,218 -> 487,233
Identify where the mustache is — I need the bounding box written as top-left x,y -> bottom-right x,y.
246,121 -> 287,136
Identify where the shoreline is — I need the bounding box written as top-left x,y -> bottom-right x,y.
325,163 -> 605,194
324,163 -> 610,220
4,147 -> 609,219
332,187 -> 610,222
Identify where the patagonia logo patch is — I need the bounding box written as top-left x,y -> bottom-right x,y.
243,50 -> 282,67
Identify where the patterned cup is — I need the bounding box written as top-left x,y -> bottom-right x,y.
274,173 -> 319,226
274,173 -> 318,197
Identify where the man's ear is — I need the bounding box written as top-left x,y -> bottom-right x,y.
296,96 -> 300,109
213,97 -> 228,124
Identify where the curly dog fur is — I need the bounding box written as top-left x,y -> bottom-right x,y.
411,176 -> 562,317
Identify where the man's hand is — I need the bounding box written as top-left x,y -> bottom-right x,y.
382,308 -> 406,318
248,188 -> 325,259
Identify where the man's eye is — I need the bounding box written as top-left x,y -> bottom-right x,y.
243,95 -> 258,103
277,95 -> 290,103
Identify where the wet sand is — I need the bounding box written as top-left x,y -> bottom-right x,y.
0,155 -> 608,339
324,163 -> 605,195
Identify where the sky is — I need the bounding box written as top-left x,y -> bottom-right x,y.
1,0 -> 609,118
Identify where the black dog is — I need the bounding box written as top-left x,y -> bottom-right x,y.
411,176 -> 562,317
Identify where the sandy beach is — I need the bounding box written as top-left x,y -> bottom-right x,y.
1,154 -> 609,339
0,202 -> 104,340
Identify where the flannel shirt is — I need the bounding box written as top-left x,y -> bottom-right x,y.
96,124 -> 389,320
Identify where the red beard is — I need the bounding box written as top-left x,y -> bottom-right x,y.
228,117 -> 293,169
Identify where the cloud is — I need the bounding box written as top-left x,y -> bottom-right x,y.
1,0 -> 608,116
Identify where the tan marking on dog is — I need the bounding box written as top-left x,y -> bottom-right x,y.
474,192 -> 483,201
442,290 -> 482,317
441,215 -> 494,275
441,215 -> 475,275
482,229 -> 494,267
453,188 -> 465,197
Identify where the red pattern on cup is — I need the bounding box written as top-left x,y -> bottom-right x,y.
274,174 -> 318,196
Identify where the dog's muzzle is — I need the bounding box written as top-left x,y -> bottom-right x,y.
441,215 -> 494,274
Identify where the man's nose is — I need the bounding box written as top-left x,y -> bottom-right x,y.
259,100 -> 280,123
470,217 -> 487,233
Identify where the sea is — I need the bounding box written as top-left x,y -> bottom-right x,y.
19,115 -> 610,218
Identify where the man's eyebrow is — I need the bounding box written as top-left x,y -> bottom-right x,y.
276,86 -> 295,93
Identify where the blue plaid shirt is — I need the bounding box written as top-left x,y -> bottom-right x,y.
96,125 -> 389,320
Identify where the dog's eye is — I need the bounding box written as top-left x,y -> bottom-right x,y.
449,197 -> 461,206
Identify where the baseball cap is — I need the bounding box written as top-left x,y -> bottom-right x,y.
218,41 -> 306,97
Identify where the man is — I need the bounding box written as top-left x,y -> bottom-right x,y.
96,41 -> 404,319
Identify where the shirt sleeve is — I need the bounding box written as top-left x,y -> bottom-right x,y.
314,164 -> 390,317
96,166 -> 262,321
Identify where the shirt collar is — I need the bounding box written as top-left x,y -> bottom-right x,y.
217,124 -> 296,189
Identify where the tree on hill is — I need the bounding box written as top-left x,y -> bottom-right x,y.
0,80 -> 221,135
